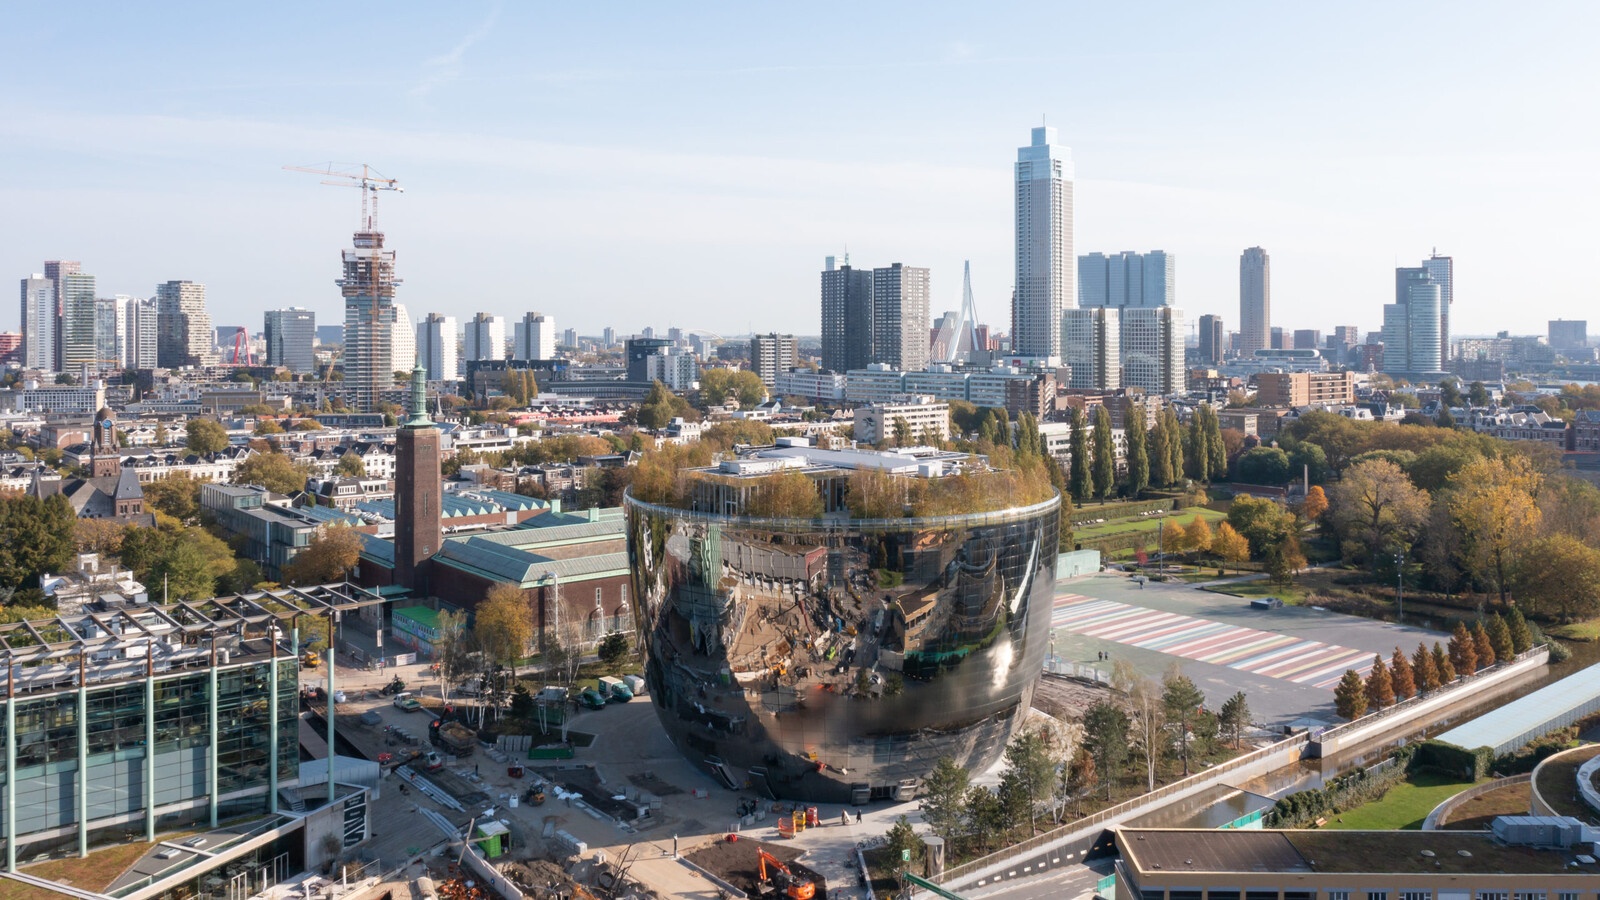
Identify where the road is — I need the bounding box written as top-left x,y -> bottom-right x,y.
965,859 -> 1111,900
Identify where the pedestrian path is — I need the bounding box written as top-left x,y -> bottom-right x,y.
1053,593 -> 1375,690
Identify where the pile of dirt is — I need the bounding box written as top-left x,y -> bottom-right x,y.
685,839 -> 827,900
500,859 -> 579,895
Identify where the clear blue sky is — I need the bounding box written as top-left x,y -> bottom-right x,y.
3,1 -> 1596,340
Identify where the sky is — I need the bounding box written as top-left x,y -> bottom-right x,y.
3,1 -> 1598,342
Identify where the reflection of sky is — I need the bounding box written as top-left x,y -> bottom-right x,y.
991,636 -> 1014,691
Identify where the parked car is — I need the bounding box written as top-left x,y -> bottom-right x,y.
393,692 -> 422,712
579,688 -> 607,710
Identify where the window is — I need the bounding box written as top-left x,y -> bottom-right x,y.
1400,893 -> 1430,900
595,587 -> 603,607
1326,893 -> 1350,900
1512,894 -> 1543,900
1476,894 -> 1507,900
619,583 -> 628,609
1207,891 -> 1239,900
1552,894 -> 1576,900
1366,893 -> 1388,900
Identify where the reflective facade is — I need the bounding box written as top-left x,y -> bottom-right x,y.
627,492 -> 1060,803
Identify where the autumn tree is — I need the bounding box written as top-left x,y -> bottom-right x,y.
475,583 -> 535,680
745,471 -> 823,519
1448,623 -> 1478,677
1334,670 -> 1369,719
143,474 -> 204,522
75,518 -> 126,556
185,418 -> 230,454
1126,672 -> 1167,792
1183,515 -> 1213,554
1433,642 -> 1456,683
1448,454 -> 1542,604
1413,643 -> 1440,693
1148,415 -> 1174,487
1212,522 -> 1251,574
119,515 -> 239,601
282,525 -> 363,586
1364,655 -> 1395,709
1486,614 -> 1515,663
1164,407 -> 1184,485
1512,534 -> 1600,622
1390,647 -> 1416,701
1472,621 -> 1496,669
1300,485 -> 1328,521
1061,746 -> 1096,815
1329,458 -> 1430,570
334,453 -> 366,477
1161,521 -> 1184,556
234,451 -> 313,495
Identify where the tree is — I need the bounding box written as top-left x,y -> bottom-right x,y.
1162,667 -> 1206,776
1364,655 -> 1395,709
1486,614 -> 1515,664
745,470 -> 823,518
1219,691 -> 1251,749
590,633 -> 629,671
996,771 -> 1031,835
1003,728 -> 1059,835
1472,621 -> 1496,669
1164,407 -> 1184,486
885,814 -> 924,873
1082,700 -> 1129,800
254,419 -> 284,436
1236,446 -> 1291,485
1328,458 -> 1431,570
476,583 -> 534,680
1300,485 -> 1328,521
1513,534 -> 1600,622
1062,746 -> 1096,816
1127,673 -> 1166,792
1227,496 -> 1294,557
282,525 -> 363,585
1182,515 -> 1213,554
185,418 -> 230,454
1204,406 -> 1227,477
0,495 -> 78,590
1185,414 -> 1209,482
1505,606 -> 1533,654
234,452 -> 312,495
120,517 -> 238,601
1334,670 -> 1368,719
1468,381 -> 1491,407
1124,406 -> 1149,496
1413,643 -> 1440,693
1448,622 -> 1478,677
1448,455 -> 1542,604
1433,641 -> 1456,684
1068,407 -> 1091,503
1213,522 -> 1251,573
334,453 -> 366,477
1287,442 -> 1330,486
635,381 -> 695,430
500,368 -> 539,405
962,785 -> 1003,854
75,517 -> 126,556
1390,647 -> 1416,701
1148,416 -> 1174,487
1091,405 -> 1115,501
152,421 -> 169,446
919,757 -> 971,842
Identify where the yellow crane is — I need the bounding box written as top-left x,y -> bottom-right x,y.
283,162 -> 402,231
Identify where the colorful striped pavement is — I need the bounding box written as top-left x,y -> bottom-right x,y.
1053,592 -> 1376,690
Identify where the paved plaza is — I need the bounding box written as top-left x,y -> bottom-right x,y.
1051,572 -> 1448,725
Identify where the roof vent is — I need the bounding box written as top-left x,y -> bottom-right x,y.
1419,850 -> 1435,858
1457,850 -> 1472,858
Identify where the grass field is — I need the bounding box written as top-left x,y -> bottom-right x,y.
1074,506 -> 1224,540
1206,579 -> 1317,606
1320,771 -> 1484,831
1550,620 -> 1600,641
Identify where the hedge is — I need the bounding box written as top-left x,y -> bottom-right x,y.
1412,739 -> 1494,781
1268,745 -> 1417,828
1077,530 -> 1161,556
1068,498 -> 1176,527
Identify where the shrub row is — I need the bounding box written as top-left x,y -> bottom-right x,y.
1413,739 -> 1494,781
1268,745 -> 1417,828
1068,498 -> 1176,527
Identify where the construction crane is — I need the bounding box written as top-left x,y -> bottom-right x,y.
756,848 -> 816,900
282,163 -> 403,231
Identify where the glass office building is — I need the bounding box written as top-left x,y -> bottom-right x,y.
626,485 -> 1059,803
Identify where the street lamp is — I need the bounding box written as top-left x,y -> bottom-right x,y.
1394,549 -> 1405,622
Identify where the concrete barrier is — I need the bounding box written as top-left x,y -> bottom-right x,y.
1578,754 -> 1600,816
1422,773 -> 1531,830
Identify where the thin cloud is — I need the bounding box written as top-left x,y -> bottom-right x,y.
413,2 -> 502,98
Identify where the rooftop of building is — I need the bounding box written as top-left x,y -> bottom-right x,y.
1436,661 -> 1600,753
1118,827 -> 1597,876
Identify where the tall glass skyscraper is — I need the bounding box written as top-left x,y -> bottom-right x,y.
124,296 -> 159,368
1238,247 -> 1271,354
1078,251 -> 1174,308
1423,250 -> 1452,364
264,307 -> 316,373
820,256 -> 874,373
1014,126 -> 1073,359
1385,267 -> 1443,375
59,272 -> 99,373
339,231 -> 403,412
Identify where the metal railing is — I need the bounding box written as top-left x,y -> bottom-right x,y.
931,730 -> 1308,886
1311,644 -> 1549,743
623,489 -> 1062,534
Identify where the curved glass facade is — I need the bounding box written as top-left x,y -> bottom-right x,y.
626,492 -> 1060,803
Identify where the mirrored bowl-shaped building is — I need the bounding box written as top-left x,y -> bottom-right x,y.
626,490 -> 1059,803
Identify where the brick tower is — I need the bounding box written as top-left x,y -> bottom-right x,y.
394,363 -> 441,591
91,408 -> 120,479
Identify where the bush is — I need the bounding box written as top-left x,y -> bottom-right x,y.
1412,739 -> 1493,781
1267,746 -> 1415,827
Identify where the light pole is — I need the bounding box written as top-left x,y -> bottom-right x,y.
1394,549 -> 1405,622
1157,519 -> 1165,574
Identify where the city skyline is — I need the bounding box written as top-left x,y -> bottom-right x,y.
2,4 -> 1596,339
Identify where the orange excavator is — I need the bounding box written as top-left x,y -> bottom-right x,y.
756,848 -> 816,900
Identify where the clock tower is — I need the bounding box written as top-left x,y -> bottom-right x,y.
91,408 -> 121,480
394,363 -> 442,591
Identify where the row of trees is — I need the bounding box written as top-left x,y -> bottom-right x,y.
1332,612 -> 1535,719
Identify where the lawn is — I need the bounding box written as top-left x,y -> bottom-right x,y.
1320,771 -> 1484,831
1074,507 -> 1224,539
1205,579 -> 1316,606
1439,781 -> 1531,830
1550,620 -> 1600,642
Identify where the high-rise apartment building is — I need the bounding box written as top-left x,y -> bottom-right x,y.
463,313 -> 506,363
1549,319 -> 1588,350
1238,247 -> 1270,354
264,307 -> 316,373
1270,327 -> 1286,350
1333,325 -> 1360,347
391,304 -> 415,375
1293,329 -> 1321,350
43,261 -> 80,371
123,296 -> 158,369
1062,307 -> 1119,390
602,326 -> 616,348
871,263 -> 930,371
1383,266 -> 1444,375
59,272 -> 99,373
749,333 -> 798,388
339,230 -> 404,412
1423,249 -> 1452,364
156,280 -> 214,369
1197,314 -> 1224,365
95,296 -> 122,369
417,313 -> 459,381
1078,251 -> 1174,309
1013,126 -> 1073,358
563,328 -> 577,349
19,275 -> 55,371
1120,307 -> 1185,395
820,256 -> 874,373
513,312 -> 556,361
626,338 -> 672,382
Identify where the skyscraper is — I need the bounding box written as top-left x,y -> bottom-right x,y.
602,326 -> 616,348
750,333 -> 798,387
156,280 -> 214,369
339,230 -> 403,412
44,261 -> 80,371
1120,307 -> 1185,395
1078,251 -> 1174,308
1423,250 -> 1452,364
1014,126 -> 1073,358
60,272 -> 99,373
513,312 -> 555,361
1062,308 -> 1119,390
417,313 -> 460,381
1197,314 -> 1224,365
1549,319 -> 1588,351
19,275 -> 54,371
563,328 -> 577,349
820,256 -> 874,373
1238,247 -> 1270,354
1384,267 -> 1443,375
95,297 -> 121,369
871,264 -> 931,371
264,307 -> 316,373
124,297 -> 158,369
1293,329 -> 1321,350
463,313 -> 506,363
392,304 -> 416,375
